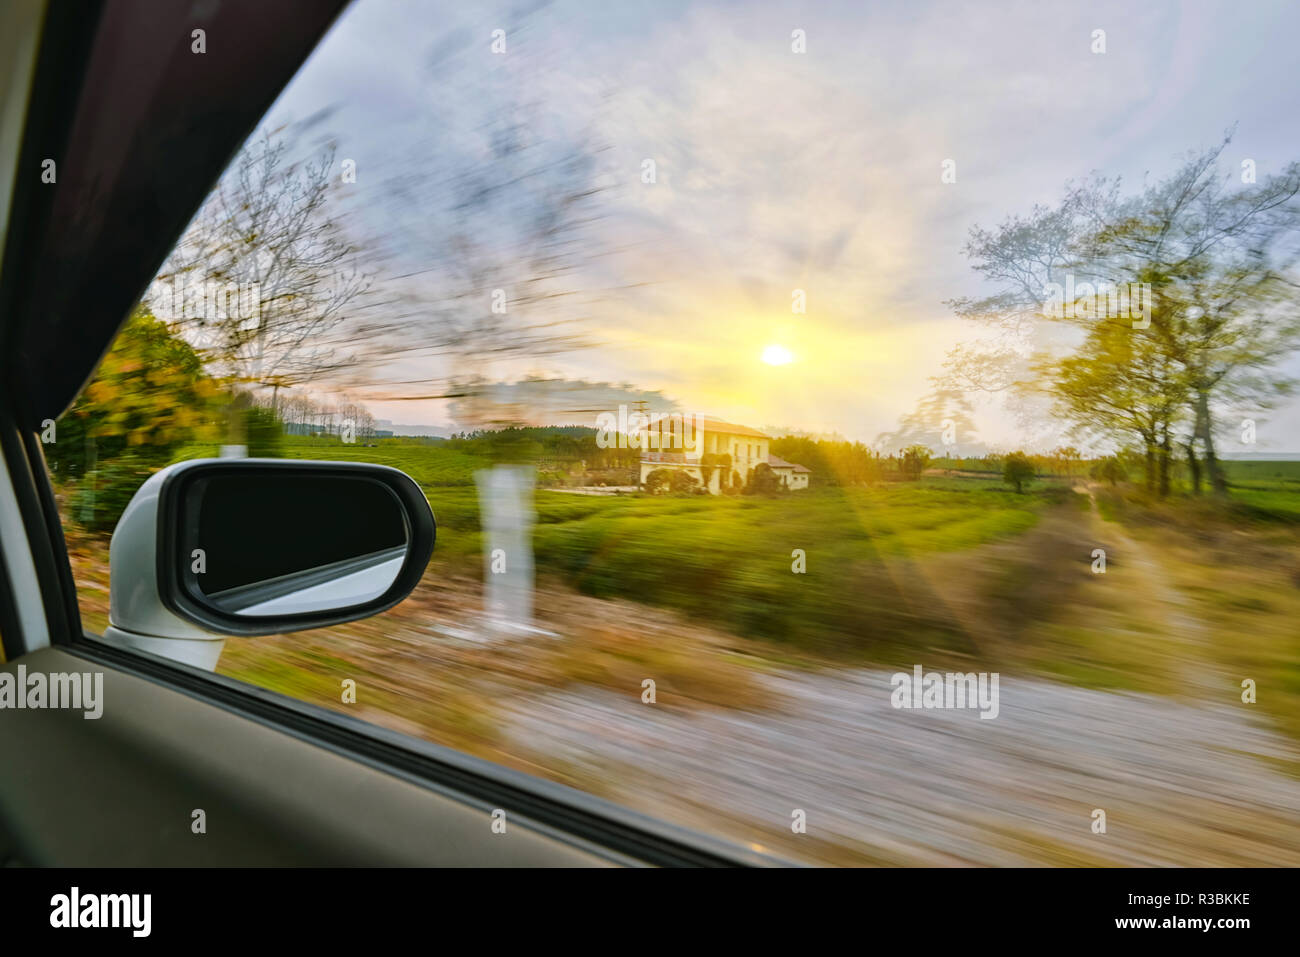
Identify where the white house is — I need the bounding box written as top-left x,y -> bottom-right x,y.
767,454 -> 811,490
637,417 -> 810,494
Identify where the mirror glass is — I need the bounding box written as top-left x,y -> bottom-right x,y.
181,472 -> 409,617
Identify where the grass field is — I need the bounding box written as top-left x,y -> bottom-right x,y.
161,439 -> 1300,659
172,437 -> 1066,653
1086,464 -> 1300,744
1218,459 -> 1300,519
529,483 -> 1050,651
172,437 -> 491,487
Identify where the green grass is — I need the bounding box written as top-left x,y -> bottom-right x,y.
167,440 -> 1300,664
1220,460 -> 1300,520
1221,459 -> 1300,485
171,438 -> 1058,652
172,437 -> 490,487
405,478 -> 1050,652
527,482 -> 1045,652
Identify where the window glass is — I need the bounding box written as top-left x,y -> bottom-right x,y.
52,0 -> 1300,866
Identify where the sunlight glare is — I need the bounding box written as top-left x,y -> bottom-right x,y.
761,344 -> 794,366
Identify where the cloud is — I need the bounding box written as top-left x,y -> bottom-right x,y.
263,0 -> 1300,448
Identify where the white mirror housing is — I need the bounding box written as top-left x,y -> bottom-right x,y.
102,459 -> 435,671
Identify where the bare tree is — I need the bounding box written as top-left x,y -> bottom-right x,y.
338,101 -> 613,433
154,129 -> 371,431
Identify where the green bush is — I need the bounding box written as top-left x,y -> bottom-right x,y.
245,406 -> 284,457
900,445 -> 932,480
743,462 -> 782,496
67,455 -> 157,532
644,468 -> 671,495
669,470 -> 701,495
531,483 -> 1048,653
1091,456 -> 1127,486
1003,451 -> 1036,493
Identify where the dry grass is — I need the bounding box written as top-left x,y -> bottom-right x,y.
1138,523 -> 1300,748
545,624 -> 769,712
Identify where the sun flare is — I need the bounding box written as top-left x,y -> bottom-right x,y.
761,344 -> 795,366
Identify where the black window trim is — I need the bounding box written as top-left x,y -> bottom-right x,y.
0,411 -> 81,660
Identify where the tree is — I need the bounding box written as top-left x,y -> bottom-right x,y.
770,435 -> 879,486
698,452 -> 730,492
899,445 -> 932,480
943,185 -> 1097,401
1050,446 -> 1081,476
155,129 -> 371,441
1043,312 -> 1188,495
341,102 -> 611,433
48,306 -> 220,529
1003,451 -> 1035,493
949,133 -> 1300,497
1091,456 -> 1127,486
1074,138 -> 1300,494
875,387 -> 980,457
48,306 -> 219,480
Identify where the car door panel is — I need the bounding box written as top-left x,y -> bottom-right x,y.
0,646 -> 619,866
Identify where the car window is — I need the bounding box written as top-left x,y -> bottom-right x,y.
48,1 -> 1300,866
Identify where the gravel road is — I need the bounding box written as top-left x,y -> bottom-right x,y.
504,667 -> 1300,865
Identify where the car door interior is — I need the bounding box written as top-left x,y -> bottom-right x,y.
0,0 -> 754,867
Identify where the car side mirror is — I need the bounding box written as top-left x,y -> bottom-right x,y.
104,459 -> 436,670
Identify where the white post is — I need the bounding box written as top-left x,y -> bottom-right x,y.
475,464 -> 535,634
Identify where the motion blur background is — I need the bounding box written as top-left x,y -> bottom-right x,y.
48,0 -> 1300,864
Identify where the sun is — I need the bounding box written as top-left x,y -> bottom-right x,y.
761,344 -> 795,366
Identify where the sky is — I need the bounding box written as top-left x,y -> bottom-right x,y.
250,0 -> 1300,452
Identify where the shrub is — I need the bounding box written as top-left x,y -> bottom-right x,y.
1091,456 -> 1127,486
744,462 -> 782,496
900,444 -> 932,480
699,452 -> 730,492
644,468 -> 672,495
245,406 -> 284,457
1003,451 -> 1035,493
66,455 -> 157,532
668,470 -> 700,495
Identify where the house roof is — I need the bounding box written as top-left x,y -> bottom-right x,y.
632,415 -> 769,441
697,418 -> 769,439
767,454 -> 811,472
